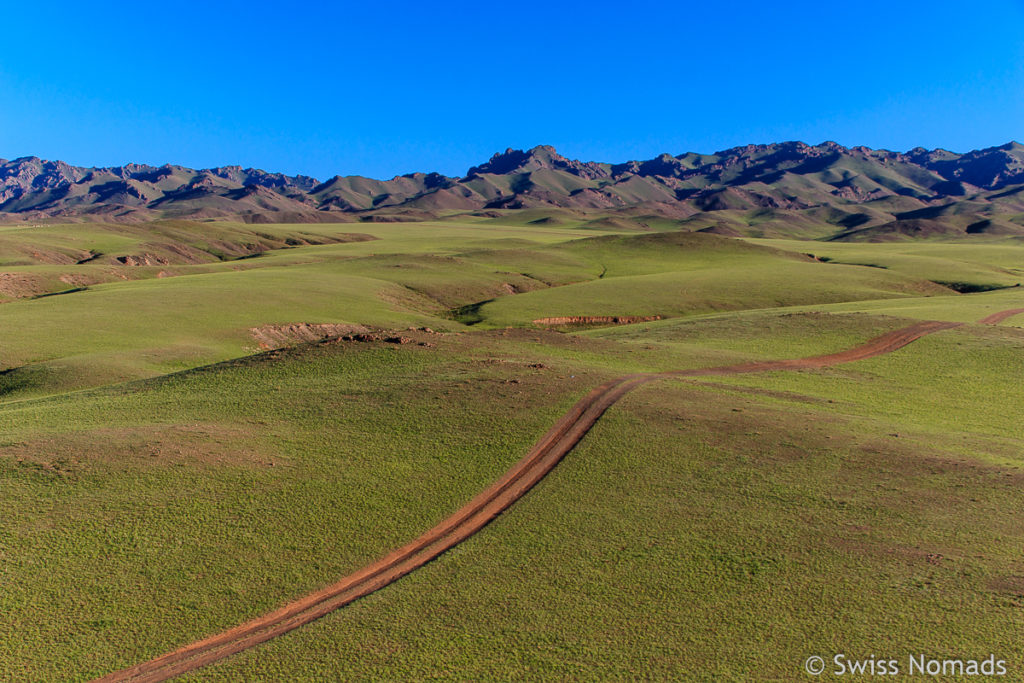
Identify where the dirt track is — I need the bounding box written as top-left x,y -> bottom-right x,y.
533,315 -> 663,326
978,308 -> 1024,325
96,315 -> 996,682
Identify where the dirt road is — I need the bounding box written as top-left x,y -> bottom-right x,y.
978,308 -> 1024,325
95,315 -> 989,682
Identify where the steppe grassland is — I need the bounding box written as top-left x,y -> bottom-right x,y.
1,218 -> 1022,679
760,237 -> 1024,289
7,221 -> 999,400
187,311 -> 1024,680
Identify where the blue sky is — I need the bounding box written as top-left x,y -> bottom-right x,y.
1,1 -> 1022,179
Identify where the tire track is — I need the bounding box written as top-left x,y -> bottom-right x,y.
96,314 -> 996,682
978,308 -> 1024,325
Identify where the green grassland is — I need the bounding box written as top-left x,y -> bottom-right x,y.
1,217 -> 1023,680
5,221 -> 989,400
2,333 -> 616,680
465,233 -> 954,328
0,220 -> 623,399
796,288 -> 1024,325
188,348 -> 1024,680
760,237 -> 1024,291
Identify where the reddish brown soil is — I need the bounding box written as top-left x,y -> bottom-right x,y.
249,323 -> 370,350
978,308 -> 1024,325
116,253 -> 171,267
95,313 -> 1002,682
533,315 -> 662,325
0,272 -> 53,299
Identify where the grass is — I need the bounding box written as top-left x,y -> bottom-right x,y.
209,408 -> 1020,679
190,323 -> 1022,679
0,219 -> 623,398
583,310 -> 914,365
1,224 -> 971,399
470,233 -> 949,328
1,333 -> 609,681
695,324 -> 1024,460
796,287 -> 1024,325
1,217 -> 1023,679
761,238 -> 1024,292
0,267 -> 436,400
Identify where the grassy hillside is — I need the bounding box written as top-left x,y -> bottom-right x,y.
467,232 -> 949,328
0,220 -> 624,399
3,308 -> 1022,680
2,222 -> 975,401
1,217 -> 1022,680
194,348 -> 1024,680
761,237 -> 1024,292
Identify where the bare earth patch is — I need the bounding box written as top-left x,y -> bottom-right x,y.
533,315 -> 663,326
250,323 -> 370,350
987,575 -> 1024,597
1,423 -> 277,473
116,253 -> 171,266
0,272 -> 51,299
59,273 -> 101,287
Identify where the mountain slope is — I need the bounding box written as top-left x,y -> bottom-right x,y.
2,142 -> 1023,239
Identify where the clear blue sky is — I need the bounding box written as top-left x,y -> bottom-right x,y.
1,1 -> 1022,179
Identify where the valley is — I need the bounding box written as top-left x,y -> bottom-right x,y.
1,214 -> 1022,680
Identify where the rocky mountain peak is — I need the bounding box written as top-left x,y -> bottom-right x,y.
2,142 -> 1023,221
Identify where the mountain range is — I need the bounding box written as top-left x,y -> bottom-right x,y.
3,141 -> 1024,240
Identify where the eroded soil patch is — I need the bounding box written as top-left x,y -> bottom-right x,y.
2,423 -> 276,475
533,315 -> 662,326
250,323 -> 371,350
